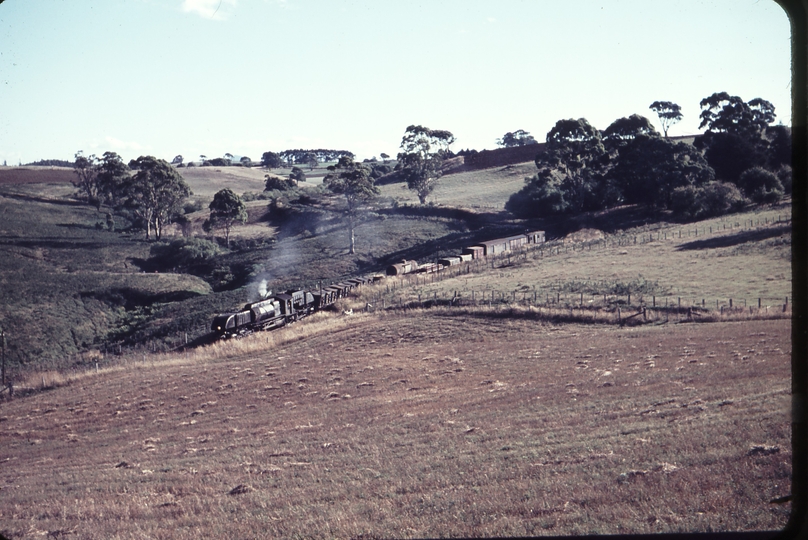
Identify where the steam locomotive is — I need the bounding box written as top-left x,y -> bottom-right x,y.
211,278 -> 373,338
211,230 -> 545,338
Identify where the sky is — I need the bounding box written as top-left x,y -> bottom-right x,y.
0,0 -> 794,165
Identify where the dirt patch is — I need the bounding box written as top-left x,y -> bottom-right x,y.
563,227 -> 606,243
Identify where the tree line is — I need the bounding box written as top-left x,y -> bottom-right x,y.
505,92 -> 790,220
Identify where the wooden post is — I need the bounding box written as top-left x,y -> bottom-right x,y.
759,298 -> 762,308
730,298 -> 733,308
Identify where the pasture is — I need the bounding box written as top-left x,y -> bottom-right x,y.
0,312 -> 790,538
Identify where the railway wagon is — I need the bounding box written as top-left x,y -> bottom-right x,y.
478,238 -> 509,256
438,256 -> 462,267
525,230 -> 546,244
462,246 -> 485,260
416,262 -> 441,274
387,260 -> 418,276
504,234 -> 528,250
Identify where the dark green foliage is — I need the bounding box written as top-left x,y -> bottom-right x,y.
696,131 -> 767,184
396,125 -> 456,204
324,156 -> 380,254
289,166 -> 307,184
765,125 -> 791,170
648,101 -> 683,138
261,151 -> 283,169
149,238 -> 222,272
737,167 -> 784,204
507,117 -> 613,219
670,181 -> 746,220
777,166 -> 792,195
207,188 -> 247,246
505,172 -> 568,217
608,135 -> 714,208
497,129 -> 538,147
23,158 -> 73,167
202,157 -> 229,167
698,92 -> 776,138
265,174 -> 297,191
369,163 -> 393,179
241,191 -> 270,202
602,115 -> 658,143
123,156 -> 191,240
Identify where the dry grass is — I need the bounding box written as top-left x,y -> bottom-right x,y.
377,161 -> 536,209
356,206 -> 792,312
0,312 -> 790,538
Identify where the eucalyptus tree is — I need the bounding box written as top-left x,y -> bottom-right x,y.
324,156 -> 380,254
206,188 -> 248,247
396,125 -> 455,204
507,118 -> 609,217
123,156 -> 191,240
649,101 -> 683,138
496,129 -> 538,147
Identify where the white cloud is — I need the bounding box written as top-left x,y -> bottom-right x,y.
181,0 -> 237,20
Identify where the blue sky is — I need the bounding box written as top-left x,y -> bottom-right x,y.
0,0 -> 792,165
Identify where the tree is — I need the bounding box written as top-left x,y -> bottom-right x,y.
380,153 -> 390,163
289,166 -> 306,184
72,151 -> 100,207
171,155 -> 184,165
224,153 -> 234,164
695,131 -> 767,184
496,129 -> 538,147
608,135 -> 714,208
324,156 -> 380,254
538,118 -> 609,213
737,166 -> 784,204
122,156 -> 191,240
649,101 -> 683,138
602,115 -> 658,143
240,156 -> 252,167
95,151 -> 130,209
698,92 -> 776,139
261,151 -> 283,169
264,174 -> 296,191
507,119 -> 610,217
396,125 -> 455,204
206,188 -> 247,246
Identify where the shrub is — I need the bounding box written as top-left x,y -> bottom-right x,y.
737,167 -> 784,204
777,165 -> 792,195
149,237 -> 221,272
670,181 -> 746,220
265,175 -> 297,191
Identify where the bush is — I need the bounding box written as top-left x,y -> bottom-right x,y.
149,238 -> 221,272
241,191 -> 269,202
265,175 -> 297,191
737,167 -> 784,204
670,181 -> 746,220
777,165 -> 792,195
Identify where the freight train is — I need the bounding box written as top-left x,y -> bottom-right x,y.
211,230 -> 545,338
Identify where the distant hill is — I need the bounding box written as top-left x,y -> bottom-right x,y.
0,166 -> 75,185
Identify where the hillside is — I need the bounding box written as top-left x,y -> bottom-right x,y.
0,163 -> 792,372
0,312 -> 790,537
0,161 -> 794,537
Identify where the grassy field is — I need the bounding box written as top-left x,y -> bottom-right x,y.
0,161 -> 794,537
354,204 -> 792,312
0,312 -> 790,538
